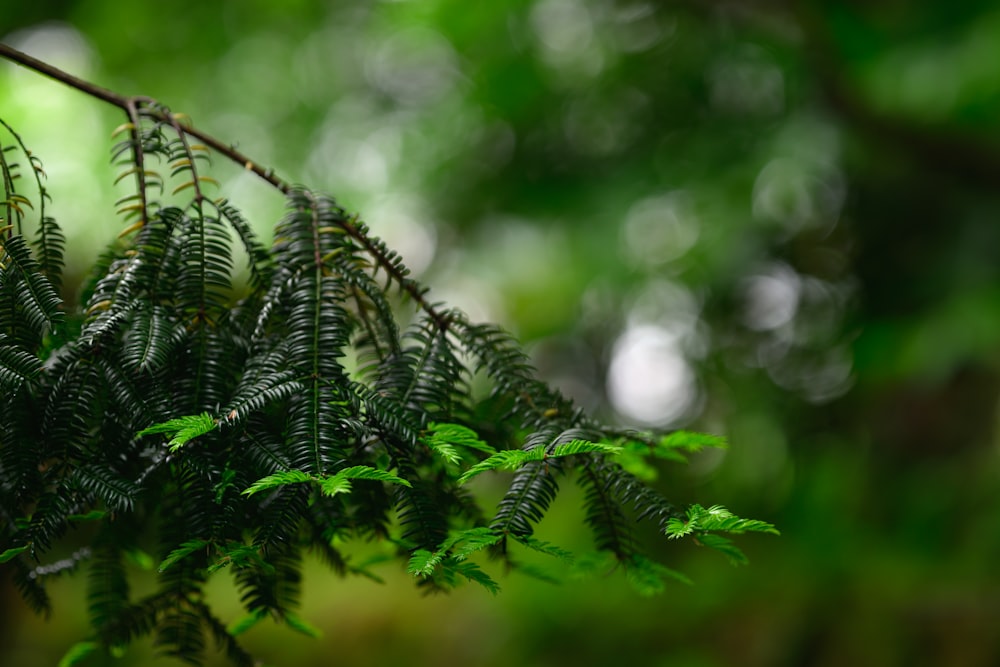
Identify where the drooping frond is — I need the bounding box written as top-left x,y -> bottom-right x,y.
79,209 -> 176,345
219,346 -> 302,427
489,430 -> 565,541
262,188 -> 357,475
150,464 -> 213,665
121,303 -> 186,373
1,384 -> 44,508
576,459 -> 637,561
595,460 -> 684,533
156,603 -> 206,667
0,234 -> 63,346
250,483 -> 311,549
87,536 -> 131,648
24,488 -> 76,555
194,601 -> 255,667
39,355 -> 105,463
33,216 -> 64,292
216,198 -> 272,291
394,476 -> 452,552
0,332 -> 41,388
0,120 -> 63,292
234,542 -> 303,622
0,58 -> 777,667
70,464 -> 141,513
9,554 -> 52,616
455,319 -> 581,429
622,554 -> 693,595
373,315 -> 468,424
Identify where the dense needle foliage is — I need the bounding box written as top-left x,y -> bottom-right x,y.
0,46 -> 775,666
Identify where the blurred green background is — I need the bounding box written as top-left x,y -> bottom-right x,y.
3,1 -> 1000,665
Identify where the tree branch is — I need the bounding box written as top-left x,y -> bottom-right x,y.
0,41 -> 450,330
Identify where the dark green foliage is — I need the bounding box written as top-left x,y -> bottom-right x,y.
0,52 -> 776,667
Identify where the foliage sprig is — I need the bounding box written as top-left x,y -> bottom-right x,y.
0,43 -> 775,666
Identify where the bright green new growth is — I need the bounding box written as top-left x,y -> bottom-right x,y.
137,412 -> 217,452
665,505 -> 780,565
239,465 -> 411,498
457,438 -> 622,484
665,504 -> 780,539
0,45 -> 776,667
407,526 -> 503,594
422,421 -> 497,464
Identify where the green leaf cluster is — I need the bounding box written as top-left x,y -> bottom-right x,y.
407,527 -> 503,594
137,413 -> 217,452
0,55 -> 776,667
666,504 -> 780,565
240,465 -> 410,498
612,430 -> 728,481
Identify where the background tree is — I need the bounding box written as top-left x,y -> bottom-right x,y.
4,1 -> 1000,665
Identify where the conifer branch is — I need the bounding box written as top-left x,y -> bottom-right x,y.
0,42 -> 449,329
0,42 -> 777,667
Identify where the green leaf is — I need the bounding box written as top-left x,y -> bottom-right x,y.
429,441 -> 462,465
242,470 -> 313,496
227,610 -> 267,637
158,539 -> 210,572
319,476 -> 354,497
348,554 -> 392,584
613,430 -> 728,475
318,465 -> 411,498
0,336 -> 43,388
58,640 -> 100,667
666,504 -> 779,539
137,412 -> 217,451
458,439 -> 620,484
658,431 -> 728,452
0,546 -> 28,563
568,550 -> 618,580
284,611 -> 322,638
409,528 -> 502,583
550,439 -> 622,458
664,516 -> 695,539
457,449 -> 535,484
406,549 -> 442,577
444,527 -> 502,561
613,443 -> 663,480
512,561 -> 564,585
692,504 -> 779,535
453,561 -> 500,595
625,554 -> 692,595
124,548 -> 155,571
210,544 -> 274,575
424,422 -> 496,457
510,534 -> 574,561
0,235 -> 63,336
695,533 -> 749,566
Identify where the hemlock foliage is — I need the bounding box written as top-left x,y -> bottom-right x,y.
0,46 -> 776,666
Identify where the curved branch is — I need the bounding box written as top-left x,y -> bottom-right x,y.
0,42 -> 450,329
